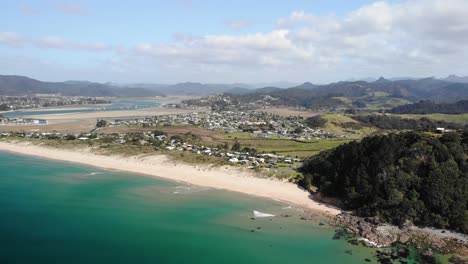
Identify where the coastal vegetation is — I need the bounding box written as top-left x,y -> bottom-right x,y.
300,131 -> 468,233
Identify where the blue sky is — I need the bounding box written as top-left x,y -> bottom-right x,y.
1,0 -> 467,83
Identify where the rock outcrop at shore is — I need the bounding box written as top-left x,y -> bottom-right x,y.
336,213 -> 398,247
335,213 -> 467,253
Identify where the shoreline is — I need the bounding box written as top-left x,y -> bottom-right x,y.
0,104 -> 112,114
24,107 -> 198,120
0,141 -> 341,216
1,140 -> 466,257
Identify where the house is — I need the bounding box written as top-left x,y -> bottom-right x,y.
156,135 -> 166,140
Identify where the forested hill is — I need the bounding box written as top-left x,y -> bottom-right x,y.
226,78 -> 468,109
0,75 -> 164,97
389,100 -> 468,114
299,132 -> 468,233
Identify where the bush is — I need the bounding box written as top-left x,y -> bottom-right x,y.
305,116 -> 327,128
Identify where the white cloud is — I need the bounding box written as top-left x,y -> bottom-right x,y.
224,20 -> 252,30
0,33 -> 112,52
135,30 -> 311,68
4,0 -> 468,83
119,1 -> 468,82
35,36 -> 112,51
59,3 -> 87,16
0,32 -> 23,47
19,5 -> 37,15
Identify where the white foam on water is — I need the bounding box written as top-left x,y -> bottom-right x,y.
357,238 -> 385,248
253,210 -> 275,218
172,185 -> 210,195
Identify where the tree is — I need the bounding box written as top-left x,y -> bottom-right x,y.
242,147 -> 257,157
0,104 -> 9,111
304,116 -> 327,128
232,141 -> 241,152
96,119 -> 108,128
294,127 -> 303,134
65,134 -> 76,140
153,130 -> 166,137
170,135 -> 183,143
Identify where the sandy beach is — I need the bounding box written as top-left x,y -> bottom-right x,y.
0,141 -> 340,216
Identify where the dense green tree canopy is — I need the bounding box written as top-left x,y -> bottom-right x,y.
353,115 -> 466,130
390,100 -> 468,114
0,104 -> 9,111
305,116 -> 328,128
300,132 -> 468,233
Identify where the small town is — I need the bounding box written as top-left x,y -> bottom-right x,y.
0,95 -> 110,111
168,94 -> 335,112
0,116 -> 47,125
0,130 -> 302,175
105,110 -> 345,140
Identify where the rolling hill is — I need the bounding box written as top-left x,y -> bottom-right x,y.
228,77 -> 468,109
0,75 -> 165,97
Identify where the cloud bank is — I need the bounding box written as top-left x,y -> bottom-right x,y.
2,0 -> 468,83
132,0 -> 468,82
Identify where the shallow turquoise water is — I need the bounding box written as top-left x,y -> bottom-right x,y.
0,151 -> 377,263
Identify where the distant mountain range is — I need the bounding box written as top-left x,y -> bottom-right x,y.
0,75 -> 164,97
224,77 -> 468,109
0,74 -> 467,103
110,81 -> 300,96
441,75 -> 468,84
124,82 -> 245,96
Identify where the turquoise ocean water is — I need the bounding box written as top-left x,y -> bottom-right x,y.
0,151 -> 378,263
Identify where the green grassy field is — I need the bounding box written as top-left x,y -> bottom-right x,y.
364,97 -> 412,111
211,137 -> 350,158
217,131 -> 254,139
322,113 -> 377,139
